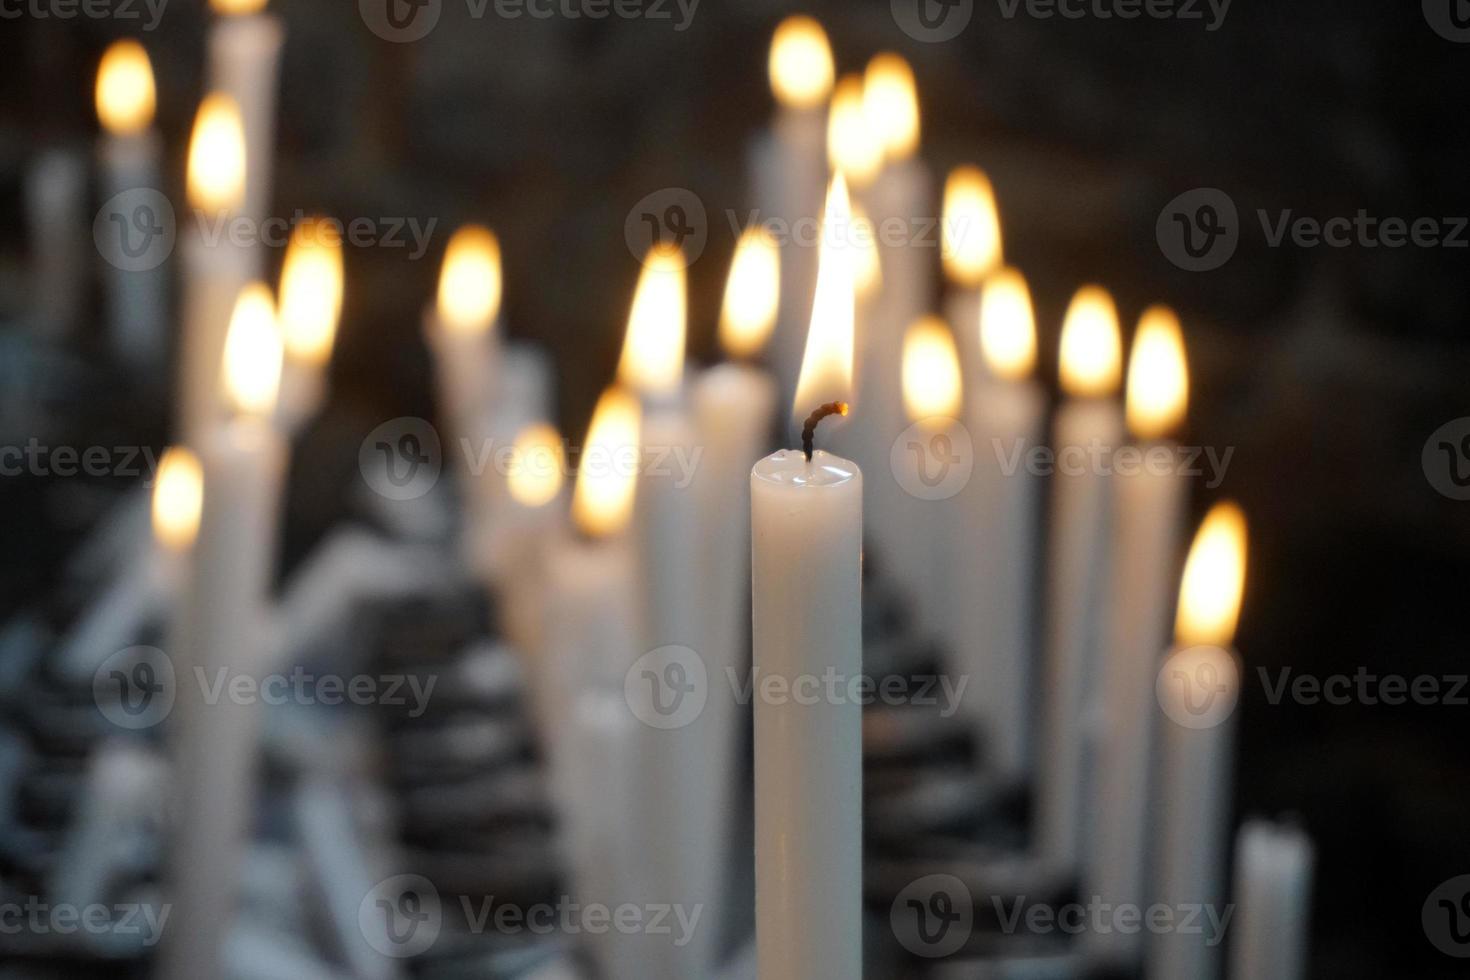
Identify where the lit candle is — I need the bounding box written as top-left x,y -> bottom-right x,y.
158,282 -> 288,980
207,0 -> 283,237
751,173 -> 862,980
1037,284 -> 1124,869
494,421 -> 568,655
274,216 -> 344,436
753,15 -> 834,408
1149,502 -> 1248,980
425,224 -> 502,441
95,40 -> 167,370
1229,819 -> 1315,980
941,165 -> 1003,382
1086,306 -> 1190,964
178,93 -> 251,446
948,267 -> 1045,775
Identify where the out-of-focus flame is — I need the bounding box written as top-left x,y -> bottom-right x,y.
941,165 -> 1003,286
186,93 -> 246,211
211,0 -> 267,14
1126,305 -> 1189,440
863,53 -> 919,161
852,204 -> 882,300
1058,285 -> 1122,398
1175,501 -> 1248,648
902,316 -> 962,422
151,447 -> 203,553
221,282 -> 282,417
572,386 -> 640,539
719,228 -> 779,360
507,423 -> 565,508
827,74 -> 883,189
436,225 -> 502,335
278,217 -> 344,366
793,174 -> 856,427
617,244 -> 687,397
768,15 -> 834,110
96,40 -> 156,136
979,267 -> 1037,382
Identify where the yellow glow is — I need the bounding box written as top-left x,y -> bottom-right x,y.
902,316 -> 962,422
618,243 -> 687,397
436,225 -> 502,335
979,267 -> 1037,382
862,53 -> 919,161
151,447 -> 203,553
186,93 -> 246,212
719,227 -> 780,360
827,74 -> 883,189
852,204 -> 882,300
1058,285 -> 1122,398
95,41 -> 156,136
572,386 -> 641,539
278,217 -> 344,366
942,166 -> 1003,286
793,174 -> 856,424
507,423 -> 565,509
1126,305 -> 1189,440
1175,502 -> 1249,648
768,15 -> 834,110
222,282 -> 283,417
211,0 -> 267,14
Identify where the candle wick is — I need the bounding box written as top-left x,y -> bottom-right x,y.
800,401 -> 849,461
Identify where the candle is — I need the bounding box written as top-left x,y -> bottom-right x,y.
949,268 -> 1044,775
1037,285 -> 1124,869
753,15 -> 833,407
751,173 -> 862,980
1086,306 -> 1190,964
425,224 -> 502,441
1229,820 -> 1314,980
494,421 -> 567,655
1149,502 -> 1248,980
95,40 -> 167,371
207,0 -> 283,236
158,282 -> 287,980
178,93 -> 251,446
25,149 -> 87,341
940,165 -> 1003,382
274,216 -> 345,436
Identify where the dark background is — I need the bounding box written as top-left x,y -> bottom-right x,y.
2,1 -> 1469,976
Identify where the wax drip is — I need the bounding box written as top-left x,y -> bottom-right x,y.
801,402 -> 849,461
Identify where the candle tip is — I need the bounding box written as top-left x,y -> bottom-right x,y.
800,401 -> 848,461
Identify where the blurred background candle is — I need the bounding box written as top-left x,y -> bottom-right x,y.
1229,819 -> 1315,980
425,224 -> 501,443
1037,284 -> 1123,870
207,0 -> 282,239
274,216 -> 344,437
940,165 -> 1003,382
495,421 -> 568,657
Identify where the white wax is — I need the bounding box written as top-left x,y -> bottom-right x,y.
473,343 -> 554,585
207,13 -> 283,234
944,288 -> 983,387
1086,444 -> 1187,963
273,356 -> 324,438
1037,397 -> 1123,868
157,416 -> 286,980
1229,820 -> 1314,980
177,228 -> 255,446
98,131 -> 168,371
423,308 -> 499,451
751,449 -> 862,980
951,377 -> 1046,775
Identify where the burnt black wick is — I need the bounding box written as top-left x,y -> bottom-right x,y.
801,401 -> 849,461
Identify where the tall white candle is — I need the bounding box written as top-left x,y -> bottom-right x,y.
950,268 -> 1044,775
1229,820 -> 1314,980
491,420 -> 567,652
425,224 -> 502,443
274,216 -> 345,436
1087,306 -> 1191,964
1037,285 -> 1124,869
940,166 -> 1004,383
752,173 -> 862,980
158,283 -> 287,980
207,0 -> 283,236
475,344 -> 555,585
1149,502 -> 1249,980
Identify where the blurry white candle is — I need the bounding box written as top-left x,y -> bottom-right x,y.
941,165 -> 1003,382
1229,820 -> 1314,980
274,217 -> 344,436
425,224 -> 502,442
1088,307 -> 1190,963
495,421 -> 568,655
25,149 -> 87,341
752,174 -> 862,980
1149,502 -> 1248,980
1038,285 -> 1124,869
207,0 -> 282,236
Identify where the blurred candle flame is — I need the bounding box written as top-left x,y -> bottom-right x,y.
793,175 -> 856,427
222,282 -> 282,417
187,93 -> 246,212
979,267 -> 1037,382
863,53 -> 919,161
278,217 -> 344,367
852,204 -> 882,300
942,165 -> 1003,286
152,447 -> 203,553
572,386 -> 641,538
1058,285 -> 1122,398
96,40 -> 156,136
1126,305 -> 1189,440
902,316 -> 962,422
507,422 -> 565,509
618,243 -> 687,397
719,227 -> 779,360
827,74 -> 883,189
768,15 -> 834,110
211,0 -> 267,14
1175,501 -> 1248,648
436,225 -> 502,335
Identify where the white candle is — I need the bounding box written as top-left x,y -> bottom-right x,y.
24,148 -> 87,342
1087,306 -> 1191,964
940,166 -> 1004,383
493,420 -> 567,653
475,343 -> 556,586
1229,820 -> 1314,980
207,0 -> 283,236
1037,285 -> 1124,869
752,173 -> 862,980
425,224 -> 502,443
950,268 -> 1044,775
94,40 -> 167,371
158,283 -> 288,980
274,216 -> 344,436
1149,502 -> 1249,980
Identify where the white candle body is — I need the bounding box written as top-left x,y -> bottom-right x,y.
751,449 -> 862,980
1038,397 -> 1122,868
157,416 -> 285,980
951,378 -> 1045,774
1229,821 -> 1314,980
208,13 -> 283,235
423,309 -> 499,448
98,131 -> 168,370
474,343 -> 554,585
944,287 -> 982,388
25,149 -> 87,341
273,356 -> 325,438
178,227 -> 255,445
1086,445 -> 1186,963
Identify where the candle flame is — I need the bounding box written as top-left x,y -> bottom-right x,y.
719,227 -> 779,360
1176,501 -> 1249,648
618,243 -> 687,397
862,53 -> 919,162
902,316 -> 962,422
942,166 -> 1003,286
278,217 -> 345,367
507,422 -> 565,508
211,0 -> 267,14
151,447 -> 203,553
96,40 -> 155,136
979,267 -> 1037,382
827,74 -> 883,189
572,386 -> 641,539
187,93 -> 246,212
222,282 -> 283,417
852,203 -> 882,300
1126,305 -> 1189,440
768,15 -> 834,110
436,225 -> 502,335
793,174 -> 856,427
1058,285 -> 1122,398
